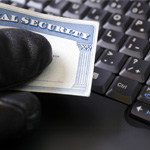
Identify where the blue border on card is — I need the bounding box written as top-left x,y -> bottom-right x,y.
0,8 -> 94,44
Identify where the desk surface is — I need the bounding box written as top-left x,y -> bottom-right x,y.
2,93 -> 150,150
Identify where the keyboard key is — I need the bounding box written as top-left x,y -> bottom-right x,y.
27,7 -> 41,12
103,13 -> 132,32
120,36 -> 150,59
95,49 -> 127,73
10,0 -> 26,5
84,8 -> 110,26
0,0 -> 10,3
84,0 -> 108,9
10,2 -> 25,7
119,57 -> 150,83
44,0 -> 70,16
2,0 -> 150,126
131,101 -> 150,124
97,29 -> 126,51
66,0 -> 84,3
63,3 -> 89,19
104,0 -> 131,14
126,19 -> 150,39
92,67 -> 115,94
126,1 -> 150,20
95,46 -> 104,62
137,86 -> 150,105
144,50 -> 150,62
26,0 -> 48,12
147,77 -> 150,85
97,27 -> 105,40
106,76 -> 141,105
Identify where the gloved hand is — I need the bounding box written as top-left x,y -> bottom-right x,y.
0,28 -> 52,139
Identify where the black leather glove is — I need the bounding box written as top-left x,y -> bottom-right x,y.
0,28 -> 52,139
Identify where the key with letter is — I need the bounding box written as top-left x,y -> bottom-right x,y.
126,19 -> 150,39
103,13 -> 132,32
106,76 -> 141,105
97,29 -> 126,51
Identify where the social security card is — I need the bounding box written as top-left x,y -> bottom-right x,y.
0,3 -> 99,97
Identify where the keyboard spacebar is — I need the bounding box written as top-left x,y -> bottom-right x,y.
106,76 -> 141,105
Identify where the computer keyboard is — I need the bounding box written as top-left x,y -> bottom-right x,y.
1,0 -> 150,125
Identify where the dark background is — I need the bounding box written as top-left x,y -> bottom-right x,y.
1,92 -> 150,150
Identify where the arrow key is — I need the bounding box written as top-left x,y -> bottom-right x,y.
137,86 -> 150,105
131,101 -> 150,124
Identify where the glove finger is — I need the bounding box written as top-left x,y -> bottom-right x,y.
0,91 -> 41,139
0,28 -> 52,90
